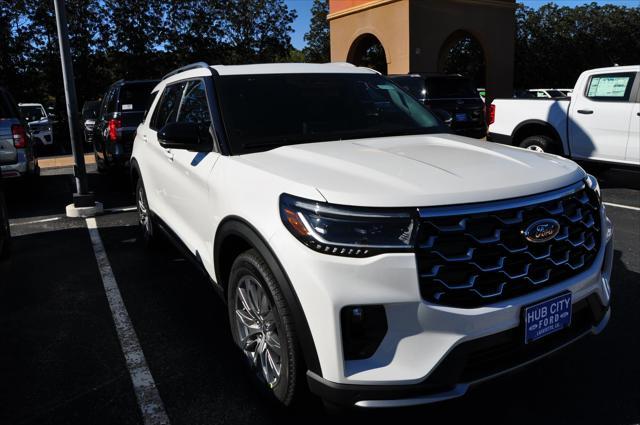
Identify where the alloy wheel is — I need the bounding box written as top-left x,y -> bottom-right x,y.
234,275 -> 283,387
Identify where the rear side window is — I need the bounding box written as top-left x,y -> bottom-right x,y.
151,82 -> 186,130
119,82 -> 158,112
586,73 -> 636,101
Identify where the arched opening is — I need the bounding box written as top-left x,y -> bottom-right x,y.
347,34 -> 388,74
438,31 -> 486,89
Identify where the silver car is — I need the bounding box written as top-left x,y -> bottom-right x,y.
0,87 -> 38,179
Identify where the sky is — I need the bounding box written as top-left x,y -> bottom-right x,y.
284,0 -> 640,49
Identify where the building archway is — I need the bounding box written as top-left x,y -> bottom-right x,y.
438,30 -> 486,88
347,33 -> 388,74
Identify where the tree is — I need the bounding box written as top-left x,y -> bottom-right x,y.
303,0 -> 329,63
162,1 -> 226,67
515,3 -> 640,88
102,0 -> 166,79
221,0 -> 297,64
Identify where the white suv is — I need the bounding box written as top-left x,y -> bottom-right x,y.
131,62 -> 613,409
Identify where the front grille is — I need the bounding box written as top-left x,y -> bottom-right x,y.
416,183 -> 601,308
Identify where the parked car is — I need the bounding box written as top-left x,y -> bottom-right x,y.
131,62 -> 613,409
489,65 -> 640,169
388,73 -> 486,138
527,88 -> 568,99
93,79 -> 159,172
18,103 -> 54,147
81,100 -> 101,144
0,170 -> 9,259
0,87 -> 38,179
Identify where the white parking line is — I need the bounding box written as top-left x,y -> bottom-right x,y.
86,218 -> 170,425
604,202 -> 640,212
9,216 -> 62,226
105,206 -> 137,213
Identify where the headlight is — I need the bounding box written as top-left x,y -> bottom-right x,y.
585,174 -> 601,198
279,194 -> 416,257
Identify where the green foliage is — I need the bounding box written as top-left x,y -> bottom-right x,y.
0,0 -> 297,112
303,0 -> 329,63
515,2 -> 640,88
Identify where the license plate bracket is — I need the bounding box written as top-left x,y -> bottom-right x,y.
524,292 -> 572,344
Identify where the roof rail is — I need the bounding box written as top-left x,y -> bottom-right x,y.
162,62 -> 210,80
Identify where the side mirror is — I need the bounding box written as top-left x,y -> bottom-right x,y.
158,121 -> 211,152
432,108 -> 453,126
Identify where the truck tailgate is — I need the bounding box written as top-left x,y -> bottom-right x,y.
489,98 -> 570,139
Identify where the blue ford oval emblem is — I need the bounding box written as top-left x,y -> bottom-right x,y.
523,219 -> 560,243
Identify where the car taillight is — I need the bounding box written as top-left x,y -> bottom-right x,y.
11,124 -> 27,148
488,103 -> 496,126
108,118 -> 121,142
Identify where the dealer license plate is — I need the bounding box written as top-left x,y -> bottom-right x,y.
455,112 -> 468,122
524,292 -> 572,343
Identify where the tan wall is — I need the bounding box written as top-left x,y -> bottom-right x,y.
329,0 -> 410,74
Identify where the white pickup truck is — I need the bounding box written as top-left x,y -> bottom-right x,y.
488,65 -> 640,169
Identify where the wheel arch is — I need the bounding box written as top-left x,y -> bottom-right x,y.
130,157 -> 141,191
512,120 -> 563,150
214,216 -> 323,376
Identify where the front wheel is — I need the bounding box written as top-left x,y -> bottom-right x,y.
228,249 -> 300,406
136,178 -> 156,246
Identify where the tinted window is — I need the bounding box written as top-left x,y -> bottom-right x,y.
119,82 -> 158,112
151,82 -> 186,130
546,90 -> 565,98
19,105 -> 46,121
217,73 -> 442,155
82,100 -> 101,119
177,80 -> 210,126
425,77 -> 478,99
586,73 -> 636,101
389,76 -> 426,100
0,90 -> 20,119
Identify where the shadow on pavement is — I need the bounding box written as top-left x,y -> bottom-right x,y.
0,227 -> 140,425
3,171 -> 134,220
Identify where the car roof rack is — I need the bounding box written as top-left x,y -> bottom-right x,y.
162,62 -> 211,80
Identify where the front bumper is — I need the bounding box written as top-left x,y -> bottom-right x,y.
268,205 -> 613,407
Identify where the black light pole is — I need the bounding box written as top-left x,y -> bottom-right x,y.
53,0 -> 100,214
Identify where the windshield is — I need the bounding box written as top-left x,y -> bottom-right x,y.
217,73 -> 443,155
19,105 -> 46,121
425,77 -> 478,99
119,82 -> 158,112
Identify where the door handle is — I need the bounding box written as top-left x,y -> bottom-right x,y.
577,110 -> 594,115
164,149 -> 174,161
637,112 -> 640,117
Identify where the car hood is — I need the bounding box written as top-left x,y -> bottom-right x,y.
236,134 -> 585,207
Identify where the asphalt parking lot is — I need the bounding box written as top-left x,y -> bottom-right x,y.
1,164 -> 638,425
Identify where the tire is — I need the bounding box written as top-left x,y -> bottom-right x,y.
227,249 -> 300,406
136,178 -> 156,246
519,135 -> 559,154
96,154 -> 108,174
0,198 -> 10,260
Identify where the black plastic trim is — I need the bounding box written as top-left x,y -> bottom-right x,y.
487,132 -> 512,145
214,217 -> 323,376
